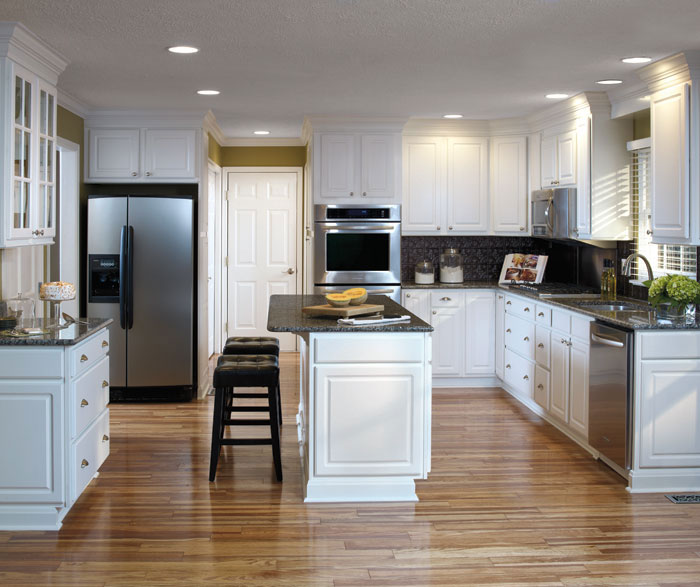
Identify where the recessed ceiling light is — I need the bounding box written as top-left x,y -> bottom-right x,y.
443,114 -> 463,119
622,57 -> 651,64
196,90 -> 220,95
253,130 -> 270,135
596,79 -> 623,85
545,93 -> 569,99
168,46 -> 199,54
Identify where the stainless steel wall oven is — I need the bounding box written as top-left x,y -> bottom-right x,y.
313,204 -> 401,301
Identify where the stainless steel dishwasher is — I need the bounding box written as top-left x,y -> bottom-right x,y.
589,321 -> 634,475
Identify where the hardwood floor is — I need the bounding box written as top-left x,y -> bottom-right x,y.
3,353 -> 700,586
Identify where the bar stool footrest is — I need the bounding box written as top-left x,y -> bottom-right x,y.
223,418 -> 271,426
220,438 -> 272,446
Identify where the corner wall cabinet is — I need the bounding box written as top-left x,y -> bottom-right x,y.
0,23 -> 67,247
490,136 -> 528,234
0,327 -> 110,530
86,128 -> 198,182
312,131 -> 400,203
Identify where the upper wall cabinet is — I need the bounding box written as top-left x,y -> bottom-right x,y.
491,136 -> 528,235
540,130 -> 576,188
313,131 -> 400,203
637,51 -> 700,245
0,23 -> 67,247
402,135 -> 490,235
86,128 -> 198,182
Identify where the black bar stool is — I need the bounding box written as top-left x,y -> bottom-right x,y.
221,336 -> 282,425
209,354 -> 282,482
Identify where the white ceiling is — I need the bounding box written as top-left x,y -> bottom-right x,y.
3,0 -> 700,138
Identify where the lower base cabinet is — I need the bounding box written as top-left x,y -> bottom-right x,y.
0,328 -> 111,530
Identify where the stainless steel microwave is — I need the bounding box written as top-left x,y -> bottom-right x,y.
531,188 -> 577,239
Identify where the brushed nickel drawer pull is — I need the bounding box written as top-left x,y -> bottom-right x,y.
538,343 -> 544,348
523,336 -> 530,341
440,297 -> 451,301
506,301 -> 512,305
524,307 -> 530,312
102,340 -> 108,348
523,375 -> 529,381
506,364 -> 511,369
102,380 -> 109,388
538,312 -> 544,317
537,384 -> 544,390
80,354 -> 88,363
102,434 -> 109,442
432,310 -> 437,315
81,459 -> 89,469
506,328 -> 511,333
80,399 -> 88,407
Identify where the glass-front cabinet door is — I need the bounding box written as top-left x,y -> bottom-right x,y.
36,80 -> 56,239
11,67 -> 34,241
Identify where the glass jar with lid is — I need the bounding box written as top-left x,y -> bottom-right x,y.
439,249 -> 464,283
5,292 -> 35,328
414,260 -> 435,284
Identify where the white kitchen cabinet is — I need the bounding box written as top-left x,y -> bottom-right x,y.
464,291 -> 495,374
540,130 -> 576,188
568,337 -> 589,438
402,136 -> 489,235
495,293 -> 505,379
491,136 -> 528,234
315,132 -> 398,202
549,334 -> 569,423
0,23 -> 66,247
86,128 -> 198,182
447,137 -> 489,233
430,292 -> 465,377
402,289 -> 430,324
0,327 -> 110,530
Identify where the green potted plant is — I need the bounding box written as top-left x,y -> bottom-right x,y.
642,274 -> 700,319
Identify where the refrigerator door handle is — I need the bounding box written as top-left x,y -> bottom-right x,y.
127,225 -> 135,329
119,225 -> 128,329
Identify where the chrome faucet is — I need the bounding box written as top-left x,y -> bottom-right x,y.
621,253 -> 654,282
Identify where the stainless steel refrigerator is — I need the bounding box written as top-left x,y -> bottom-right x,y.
87,195 -> 195,401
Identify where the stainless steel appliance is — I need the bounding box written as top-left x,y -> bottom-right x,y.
589,321 -> 634,476
87,195 -> 195,401
531,188 -> 577,239
313,204 -> 401,302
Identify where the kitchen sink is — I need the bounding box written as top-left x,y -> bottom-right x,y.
575,301 -> 651,312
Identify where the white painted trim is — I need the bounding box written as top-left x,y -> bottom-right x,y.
304,478 -> 418,503
57,89 -> 89,119
85,110 -> 210,129
0,22 -> 68,84
638,51 -> 700,93
608,82 -> 651,118
56,137 -> 80,318
202,110 -> 226,146
304,115 -> 407,133
628,468 -> 700,493
627,137 -> 652,151
432,376 -> 500,388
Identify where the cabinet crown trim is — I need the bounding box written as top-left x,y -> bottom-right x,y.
0,22 -> 68,83
639,51 -> 700,93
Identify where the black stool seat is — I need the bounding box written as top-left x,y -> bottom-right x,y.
209,354 -> 282,483
223,336 -> 280,356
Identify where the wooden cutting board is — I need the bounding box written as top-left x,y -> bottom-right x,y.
301,303 -> 384,318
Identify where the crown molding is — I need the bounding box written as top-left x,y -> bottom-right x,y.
85,109 -> 210,129
403,118 -> 490,136
488,117 -> 530,136
57,89 -> 89,119
0,22 -> 68,84
638,51 -> 700,93
220,137 -> 305,147
304,115 -> 407,133
527,92 -> 595,131
301,117 -> 313,145
607,82 -> 651,118
202,110 -> 226,146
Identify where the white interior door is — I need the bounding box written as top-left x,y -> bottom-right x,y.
226,171 -> 298,351
207,167 -> 217,357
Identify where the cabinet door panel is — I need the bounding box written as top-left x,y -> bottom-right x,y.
431,304 -> 465,377
402,137 -> 444,233
491,136 -> 527,234
568,340 -> 589,439
557,130 -> 577,186
402,290 -> 430,324
534,364 -> 550,410
640,360 -> 700,467
88,129 -> 140,179
361,134 -> 395,199
319,134 -> 355,199
448,137 -> 488,233
550,337 -> 569,423
540,135 -> 557,188
143,129 -> 196,179
465,292 -> 495,374
495,293 -> 505,379
650,84 -> 690,241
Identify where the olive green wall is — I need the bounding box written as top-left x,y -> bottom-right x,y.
219,146 -> 306,167
633,109 -> 650,140
207,133 -> 222,166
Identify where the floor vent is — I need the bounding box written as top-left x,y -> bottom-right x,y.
665,494 -> 700,504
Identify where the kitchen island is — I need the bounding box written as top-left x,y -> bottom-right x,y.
0,319 -> 112,529
268,294 -> 433,502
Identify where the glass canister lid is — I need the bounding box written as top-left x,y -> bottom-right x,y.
5,292 -> 35,325
415,260 -> 434,273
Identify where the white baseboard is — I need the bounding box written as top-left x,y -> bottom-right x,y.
433,376 -> 500,388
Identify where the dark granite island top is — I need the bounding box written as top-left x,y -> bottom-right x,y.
0,318 -> 113,345
268,295 -> 432,333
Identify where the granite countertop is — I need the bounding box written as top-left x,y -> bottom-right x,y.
268,295 -> 432,333
0,318 -> 113,345
402,279 -> 500,289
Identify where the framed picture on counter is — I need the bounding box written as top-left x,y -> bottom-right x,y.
499,254 -> 548,284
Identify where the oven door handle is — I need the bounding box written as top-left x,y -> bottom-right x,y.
321,224 -> 398,231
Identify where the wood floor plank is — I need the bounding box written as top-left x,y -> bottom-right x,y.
2,354 -> 700,586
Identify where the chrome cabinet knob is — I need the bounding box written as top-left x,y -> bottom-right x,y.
362,192 -> 367,197
506,301 -> 512,306
506,364 -> 511,369
524,307 -> 530,312
131,171 -> 138,177
538,312 -> 544,317
102,434 -> 109,442
440,297 -> 451,302
432,310 -> 437,315
80,354 -> 88,362
406,293 -> 411,298
349,191 -> 354,196
647,229 -> 653,235
145,171 -> 152,176
436,226 -> 441,230
537,384 -> 544,390
538,343 -> 544,348
102,380 -> 109,388
448,226 -> 453,230
81,459 -> 89,469
523,375 -> 529,381
506,328 -> 511,333
523,336 -> 529,341
102,340 -> 109,348
519,226 -> 525,231
80,399 -> 88,407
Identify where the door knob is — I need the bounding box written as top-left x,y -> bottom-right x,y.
285,268 -> 295,274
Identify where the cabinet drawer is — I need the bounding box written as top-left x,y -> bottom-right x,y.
70,329 -> 110,377
430,291 -> 463,307
551,309 -> 570,333
72,357 -> 110,439
505,295 -> 535,320
640,331 -> 700,360
313,334 -> 425,363
504,348 -> 534,397
0,347 -> 63,378
71,409 -> 110,502
535,305 -> 551,326
535,326 -> 551,368
505,313 -> 535,359
534,364 -> 550,410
